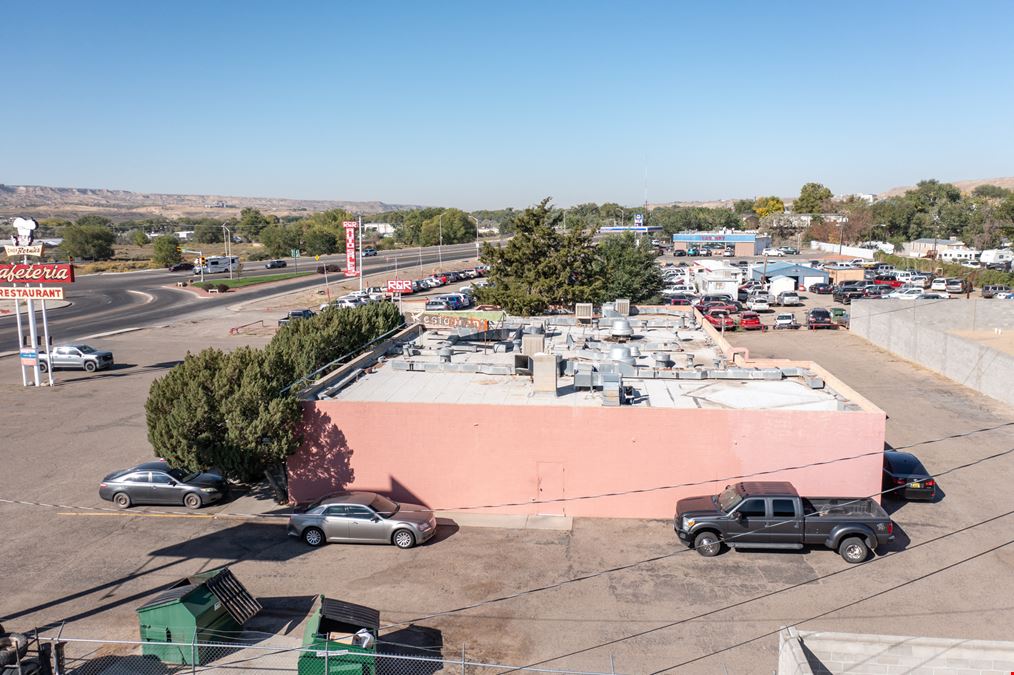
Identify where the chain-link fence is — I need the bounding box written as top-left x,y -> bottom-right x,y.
38,637 -> 623,675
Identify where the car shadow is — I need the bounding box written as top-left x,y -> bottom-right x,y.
428,520 -> 460,545
876,521 -> 912,555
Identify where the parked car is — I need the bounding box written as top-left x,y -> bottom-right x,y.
363,248 -> 378,257
809,282 -> 833,294
673,481 -> 894,563
778,246 -> 799,255
864,284 -> 894,298
669,296 -> 693,306
982,284 -> 1012,298
829,306 -> 849,327
833,282 -> 865,304
873,274 -> 904,288
882,451 -> 936,501
930,277 -> 949,291
747,296 -> 770,312
99,462 -> 228,509
773,313 -> 799,329
722,248 -> 735,257
425,299 -> 451,311
278,309 -> 315,326
703,309 -> 736,330
945,278 -> 970,294
806,307 -> 835,330
168,262 -> 195,272
673,249 -> 687,257
761,248 -> 785,257
908,274 -> 930,288
38,344 -> 114,373
887,287 -> 925,300
316,264 -> 342,274
739,311 -> 763,330
265,259 -> 287,269
777,291 -> 801,306
288,492 -> 437,549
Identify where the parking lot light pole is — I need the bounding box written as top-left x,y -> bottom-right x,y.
468,214 -> 480,260
222,225 -> 233,279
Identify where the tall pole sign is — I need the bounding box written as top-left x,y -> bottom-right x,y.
5,217 -> 73,387
343,221 -> 358,278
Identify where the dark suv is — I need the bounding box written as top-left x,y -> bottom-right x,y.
832,283 -> 865,304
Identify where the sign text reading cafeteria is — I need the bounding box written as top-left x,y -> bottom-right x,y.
0,263 -> 75,284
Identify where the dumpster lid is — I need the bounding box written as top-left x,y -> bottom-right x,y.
320,597 -> 380,632
202,567 -> 262,625
137,584 -> 198,611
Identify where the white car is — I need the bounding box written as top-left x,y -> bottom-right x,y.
887,287 -> 924,300
747,297 -> 770,311
777,292 -> 801,306
762,248 -> 785,257
930,278 -> 949,292
773,313 -> 798,329
908,275 -> 930,288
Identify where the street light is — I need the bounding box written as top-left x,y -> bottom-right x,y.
438,213 -> 443,271
222,224 -> 233,279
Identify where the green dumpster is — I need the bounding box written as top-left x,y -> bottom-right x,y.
136,566 -> 262,665
298,595 -> 379,675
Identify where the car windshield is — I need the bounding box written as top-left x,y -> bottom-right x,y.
76,345 -> 97,354
370,495 -> 400,518
167,468 -> 188,480
716,486 -> 743,513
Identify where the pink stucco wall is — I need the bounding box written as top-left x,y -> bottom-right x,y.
288,401 -> 886,519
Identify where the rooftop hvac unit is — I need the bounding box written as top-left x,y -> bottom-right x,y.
521,334 -> 546,355
575,303 -> 594,323
601,373 -> 622,406
615,298 -> 631,316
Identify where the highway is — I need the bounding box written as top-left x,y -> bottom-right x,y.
0,242 -> 483,345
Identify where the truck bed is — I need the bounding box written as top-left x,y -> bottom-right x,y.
802,497 -> 888,519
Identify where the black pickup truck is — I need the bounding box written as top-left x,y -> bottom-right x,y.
674,481 -> 894,563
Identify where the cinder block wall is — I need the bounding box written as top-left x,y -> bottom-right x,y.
779,629 -> 1014,675
849,299 -> 1014,408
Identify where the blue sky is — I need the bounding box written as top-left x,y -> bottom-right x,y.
2,1 -> 1013,209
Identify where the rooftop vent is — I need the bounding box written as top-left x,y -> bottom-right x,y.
609,345 -> 635,366
615,298 -> 631,316
654,352 -> 671,369
575,303 -> 594,323
438,346 -> 453,363
609,318 -> 633,339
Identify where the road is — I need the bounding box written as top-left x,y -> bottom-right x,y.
0,242 -> 483,344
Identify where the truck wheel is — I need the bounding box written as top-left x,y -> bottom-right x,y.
693,531 -> 721,557
39,361 -> 49,373
84,361 -> 97,372
839,536 -> 869,563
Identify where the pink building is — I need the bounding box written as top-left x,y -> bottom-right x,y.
288,311 -> 886,519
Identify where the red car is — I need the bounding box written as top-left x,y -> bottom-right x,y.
739,311 -> 763,330
704,309 -> 736,330
872,274 -> 904,288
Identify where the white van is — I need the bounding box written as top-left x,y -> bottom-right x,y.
194,255 -> 242,275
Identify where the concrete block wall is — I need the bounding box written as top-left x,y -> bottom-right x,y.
849,299 -> 1014,408
779,629 -> 1014,674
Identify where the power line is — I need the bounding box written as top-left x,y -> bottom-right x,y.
379,447 -> 1013,633
650,535 -> 1014,673
499,506 -> 1014,675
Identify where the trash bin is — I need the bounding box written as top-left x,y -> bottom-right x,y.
298,595 -> 379,675
136,567 -> 261,665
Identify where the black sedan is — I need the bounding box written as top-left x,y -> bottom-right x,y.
168,262 -> 195,272
99,461 -> 228,509
883,451 -> 936,501
809,282 -> 833,294
265,259 -> 288,269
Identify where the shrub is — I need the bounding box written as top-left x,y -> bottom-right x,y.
246,249 -> 271,261
216,284 -> 230,294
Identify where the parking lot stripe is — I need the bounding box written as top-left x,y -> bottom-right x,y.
57,511 -> 215,519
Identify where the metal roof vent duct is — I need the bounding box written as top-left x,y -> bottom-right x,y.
610,318 -> 633,339
654,352 -> 671,368
628,346 -> 641,358
609,345 -> 635,366
438,347 -> 453,363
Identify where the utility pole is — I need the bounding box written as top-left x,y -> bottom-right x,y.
438,213 -> 444,271
222,225 -> 233,279
358,215 -> 363,292
468,214 -> 480,260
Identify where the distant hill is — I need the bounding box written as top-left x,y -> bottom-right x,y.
879,177 -> 1014,199
0,184 -> 422,221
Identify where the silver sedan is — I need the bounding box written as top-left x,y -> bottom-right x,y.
288,492 -> 437,549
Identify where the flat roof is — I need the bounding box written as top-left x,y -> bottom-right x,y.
319,311 -> 859,412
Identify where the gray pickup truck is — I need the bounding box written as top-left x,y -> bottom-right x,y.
674,481 -> 894,563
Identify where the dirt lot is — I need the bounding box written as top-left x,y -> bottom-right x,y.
1,311 -> 1013,673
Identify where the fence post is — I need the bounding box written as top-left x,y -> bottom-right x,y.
191,632 -> 197,674
461,644 -> 466,675
325,645 -> 329,675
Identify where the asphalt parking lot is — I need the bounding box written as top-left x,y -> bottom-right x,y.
2,306 -> 1014,673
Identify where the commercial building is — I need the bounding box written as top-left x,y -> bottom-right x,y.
672,230 -> 771,256
288,307 -> 886,519
903,237 -> 966,258
751,262 -> 830,291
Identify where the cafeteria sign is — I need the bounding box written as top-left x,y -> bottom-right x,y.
0,263 -> 75,284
